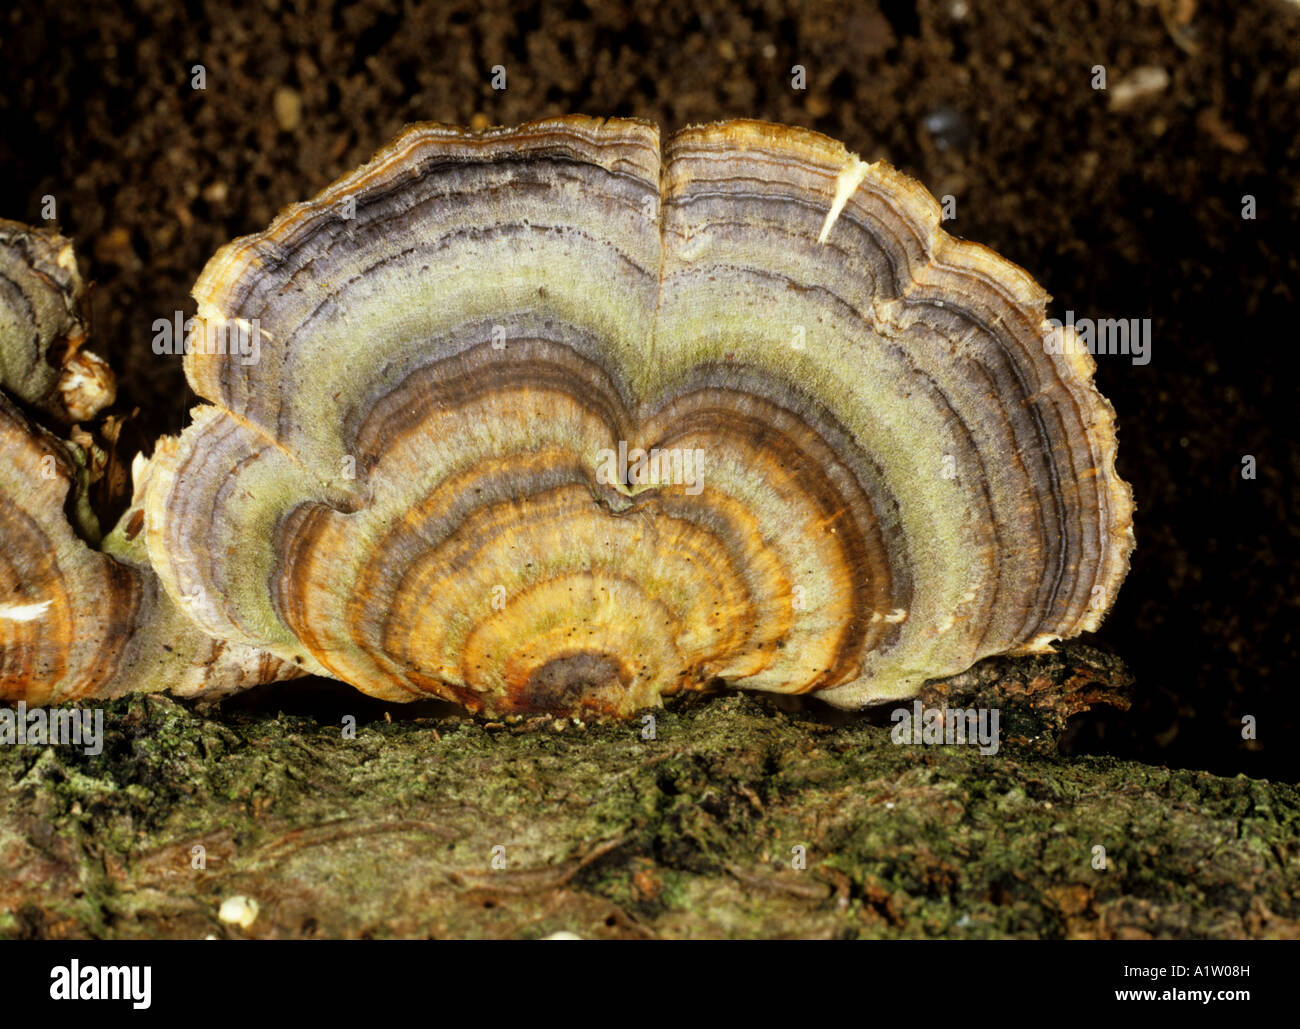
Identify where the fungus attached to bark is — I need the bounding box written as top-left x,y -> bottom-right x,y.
3,117 -> 1134,716
0,227 -> 300,703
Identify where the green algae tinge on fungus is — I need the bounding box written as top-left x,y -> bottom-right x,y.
0,117 -> 1134,717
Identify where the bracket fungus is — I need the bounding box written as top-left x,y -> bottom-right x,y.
0,219 -> 115,424
0,224 -> 300,703
2,117 -> 1133,717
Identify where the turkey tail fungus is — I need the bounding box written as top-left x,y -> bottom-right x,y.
1,117 -> 1134,717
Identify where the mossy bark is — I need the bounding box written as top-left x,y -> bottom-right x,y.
2,644 -> 1297,939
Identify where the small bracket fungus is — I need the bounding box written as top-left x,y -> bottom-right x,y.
0,228 -> 301,704
0,219 -> 115,423
1,117 -> 1133,717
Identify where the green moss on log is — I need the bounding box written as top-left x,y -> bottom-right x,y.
2,647 -> 1296,939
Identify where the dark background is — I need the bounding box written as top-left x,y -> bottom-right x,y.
1,0 -> 1295,780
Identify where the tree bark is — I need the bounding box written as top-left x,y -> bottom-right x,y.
2,644 -> 1297,939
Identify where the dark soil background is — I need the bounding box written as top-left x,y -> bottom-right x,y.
1,0 -> 1295,780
